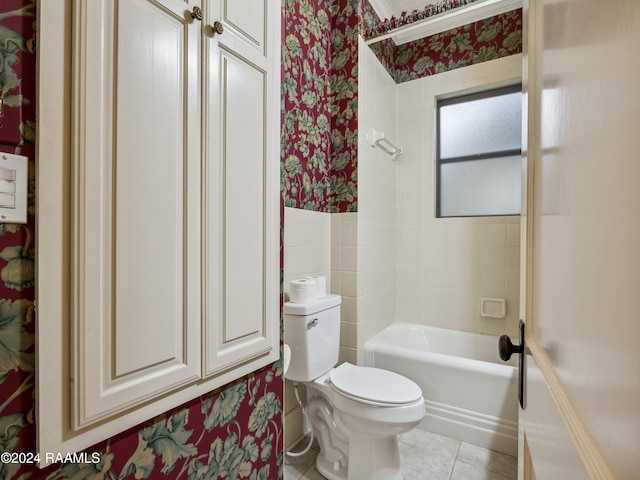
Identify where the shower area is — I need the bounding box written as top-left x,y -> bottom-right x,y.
355,46 -> 523,357
283,0 -> 524,455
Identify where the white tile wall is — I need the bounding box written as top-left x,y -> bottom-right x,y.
332,213 -> 358,364
356,37 -> 398,361
283,207 -> 332,288
395,54 -> 523,339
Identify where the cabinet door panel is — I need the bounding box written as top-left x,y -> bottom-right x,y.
114,0 -> 187,376
203,1 -> 279,377
73,0 -> 201,428
223,50 -> 265,344
223,0 -> 266,53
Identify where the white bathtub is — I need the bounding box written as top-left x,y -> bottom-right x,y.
363,322 -> 518,456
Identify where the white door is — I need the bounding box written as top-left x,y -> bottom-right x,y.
518,0 -> 640,478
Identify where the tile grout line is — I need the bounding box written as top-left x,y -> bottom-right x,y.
447,441 -> 462,480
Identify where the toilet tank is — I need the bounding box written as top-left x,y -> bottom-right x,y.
284,294 -> 341,382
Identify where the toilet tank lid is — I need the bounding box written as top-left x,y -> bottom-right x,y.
284,294 -> 341,315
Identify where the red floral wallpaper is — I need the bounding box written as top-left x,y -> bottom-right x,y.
0,3 -> 39,478
282,0 -> 359,213
0,2 -> 284,479
328,0 -> 359,213
282,0 -> 333,212
361,1 -> 522,83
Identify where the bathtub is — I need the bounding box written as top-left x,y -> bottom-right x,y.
363,322 -> 518,456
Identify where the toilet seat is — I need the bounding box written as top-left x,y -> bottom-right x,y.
329,363 -> 422,406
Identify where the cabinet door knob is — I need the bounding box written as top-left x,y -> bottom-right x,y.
212,21 -> 224,36
191,6 -> 203,21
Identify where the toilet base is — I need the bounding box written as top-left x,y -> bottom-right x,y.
344,430 -> 403,480
307,391 -> 406,480
314,432 -> 404,480
316,453 -> 348,480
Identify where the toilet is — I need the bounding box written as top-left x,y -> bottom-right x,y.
284,294 -> 425,480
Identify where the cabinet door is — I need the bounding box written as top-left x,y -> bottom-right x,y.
71,0 -> 201,429
202,0 -> 280,377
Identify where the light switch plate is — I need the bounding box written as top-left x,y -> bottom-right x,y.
0,153 -> 28,224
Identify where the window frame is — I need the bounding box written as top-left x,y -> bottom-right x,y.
435,83 -> 522,218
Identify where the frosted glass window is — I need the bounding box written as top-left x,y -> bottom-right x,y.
436,84 -> 522,218
440,156 -> 521,217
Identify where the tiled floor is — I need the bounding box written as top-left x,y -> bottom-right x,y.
284,429 -> 517,480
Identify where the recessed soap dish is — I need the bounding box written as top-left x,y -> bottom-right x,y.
481,297 -> 506,318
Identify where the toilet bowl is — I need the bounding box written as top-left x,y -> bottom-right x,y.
284,294 -> 425,480
325,363 -> 425,434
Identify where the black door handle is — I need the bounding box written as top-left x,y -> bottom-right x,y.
498,319 -> 525,409
498,332 -> 523,361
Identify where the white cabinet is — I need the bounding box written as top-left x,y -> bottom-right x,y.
36,0 -> 280,461
202,0 -> 279,378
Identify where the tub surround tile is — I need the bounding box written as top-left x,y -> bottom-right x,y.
395,56 -> 522,338
506,246 -> 521,269
338,345 -> 357,365
506,269 -> 521,294
482,317 -> 507,336
506,223 -> 521,247
483,268 -> 507,293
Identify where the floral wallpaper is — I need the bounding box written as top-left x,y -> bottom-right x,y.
0,3 -> 39,479
328,0 -> 359,213
361,0 -> 522,84
281,0 -> 522,213
360,0 -> 482,40
282,0 -> 333,212
282,0 -> 359,213
0,1 -> 284,479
